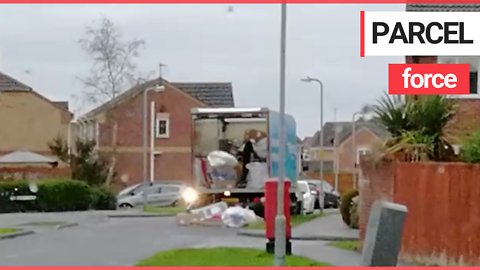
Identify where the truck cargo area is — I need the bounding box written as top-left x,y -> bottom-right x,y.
192,107 -> 269,192
187,107 -> 300,212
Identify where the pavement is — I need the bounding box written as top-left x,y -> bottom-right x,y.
0,210 -> 362,266
238,210 -> 359,241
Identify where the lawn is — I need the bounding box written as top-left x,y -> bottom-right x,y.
0,228 -> 19,235
136,247 -> 330,266
328,240 -> 360,252
247,213 -> 323,230
144,206 -> 185,215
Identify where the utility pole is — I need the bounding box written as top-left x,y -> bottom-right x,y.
143,63 -> 166,211
274,3 -> 287,267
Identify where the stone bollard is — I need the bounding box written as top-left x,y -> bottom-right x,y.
362,200 -> 408,266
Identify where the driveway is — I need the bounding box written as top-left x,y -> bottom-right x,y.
0,212 -> 361,266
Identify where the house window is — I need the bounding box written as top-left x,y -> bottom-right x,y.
470,71 -> 478,94
156,113 -> 170,138
356,147 -> 371,165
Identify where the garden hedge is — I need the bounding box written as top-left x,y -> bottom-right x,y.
0,179 -> 116,213
340,189 -> 359,226
349,196 -> 359,229
90,186 -> 117,210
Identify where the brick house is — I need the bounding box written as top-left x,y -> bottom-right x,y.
357,3 -> 480,245
406,4 -> 480,149
303,120 -> 389,174
0,71 -> 73,161
78,78 -> 234,186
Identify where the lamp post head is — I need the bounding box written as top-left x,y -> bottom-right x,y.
300,76 -> 313,82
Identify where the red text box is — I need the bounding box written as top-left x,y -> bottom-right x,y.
388,64 -> 470,95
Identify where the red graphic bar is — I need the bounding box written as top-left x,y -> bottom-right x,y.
360,10 -> 365,58
0,266 -> 473,270
2,0 -> 480,3
388,64 -> 470,95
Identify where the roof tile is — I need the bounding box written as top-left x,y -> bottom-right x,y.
406,4 -> 480,12
0,72 -> 32,91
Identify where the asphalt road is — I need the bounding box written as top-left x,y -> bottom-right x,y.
0,212 -> 361,266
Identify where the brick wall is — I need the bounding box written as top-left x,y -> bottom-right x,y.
97,84 -> 204,186
358,159 -> 395,244
359,161 -> 480,265
444,99 -> 480,143
0,167 -> 71,181
405,55 -> 480,143
405,56 -> 437,64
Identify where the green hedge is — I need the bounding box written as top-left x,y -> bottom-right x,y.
340,189 -> 359,227
0,179 -> 116,213
349,196 -> 359,229
91,186 -> 117,210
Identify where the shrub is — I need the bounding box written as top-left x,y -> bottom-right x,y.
35,180 -> 92,211
349,196 -> 359,229
461,130 -> 480,163
49,137 -> 108,186
340,189 -> 359,226
0,179 -> 93,212
91,186 -> 117,210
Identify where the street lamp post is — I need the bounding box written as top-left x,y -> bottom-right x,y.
351,112 -> 362,189
142,65 -> 166,211
300,77 -> 324,180
301,76 -> 324,214
274,3 -> 287,267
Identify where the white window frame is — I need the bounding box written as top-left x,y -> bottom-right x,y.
156,114 -> 170,138
439,56 -> 480,99
356,146 -> 371,164
452,144 -> 461,155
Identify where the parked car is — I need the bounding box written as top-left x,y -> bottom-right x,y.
117,183 -> 185,208
304,179 -> 340,209
297,180 -> 316,214
117,181 -> 184,199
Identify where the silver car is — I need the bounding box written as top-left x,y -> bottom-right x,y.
117,183 -> 184,208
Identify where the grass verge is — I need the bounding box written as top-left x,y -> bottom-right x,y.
0,228 -> 19,235
144,206 -> 185,215
136,247 -> 330,266
247,213 -> 323,230
20,221 -> 65,227
328,240 -> 360,252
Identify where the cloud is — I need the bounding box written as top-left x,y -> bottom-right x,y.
0,4 -> 406,137
0,48 -> 3,69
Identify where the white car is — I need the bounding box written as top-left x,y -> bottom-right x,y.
297,180 -> 316,214
117,183 -> 184,208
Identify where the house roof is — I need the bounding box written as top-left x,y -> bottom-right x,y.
0,71 -> 71,115
53,101 -> 69,111
171,82 -> 234,107
302,136 -> 314,147
406,4 -> 480,12
83,78 -> 235,119
0,150 -> 56,164
309,120 -> 390,147
0,72 -> 32,91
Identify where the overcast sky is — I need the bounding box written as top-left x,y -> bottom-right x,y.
0,4 -> 405,138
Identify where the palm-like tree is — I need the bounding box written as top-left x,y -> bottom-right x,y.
368,93 -> 456,161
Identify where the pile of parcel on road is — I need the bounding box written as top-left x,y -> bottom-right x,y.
177,201 -> 262,228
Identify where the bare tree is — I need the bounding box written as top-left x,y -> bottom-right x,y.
79,17 -> 145,186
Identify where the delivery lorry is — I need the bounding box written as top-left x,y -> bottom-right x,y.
181,107 -> 302,213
